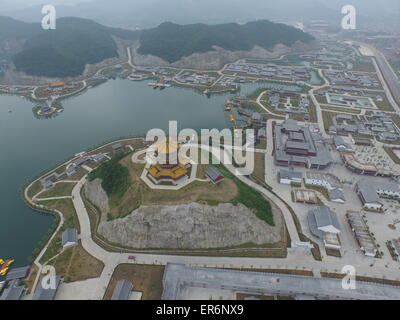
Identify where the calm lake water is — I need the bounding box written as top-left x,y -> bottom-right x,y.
0,79 -> 268,267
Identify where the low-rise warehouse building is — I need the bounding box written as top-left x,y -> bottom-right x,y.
333,136 -> 353,152
278,170 -> 303,185
161,263 -> 400,300
307,206 -> 341,250
346,212 -> 378,257
328,188 -> 346,204
6,266 -> 30,282
0,279 -> 25,300
305,172 -> 342,191
355,179 -> 400,211
32,276 -> 62,300
111,280 -> 134,300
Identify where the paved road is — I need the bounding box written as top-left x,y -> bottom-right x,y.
309,68 -> 331,139
195,144 -> 301,245
372,48 -> 400,109
60,143 -> 400,299
163,263 -> 400,300
355,42 -> 400,113
25,58 -> 400,298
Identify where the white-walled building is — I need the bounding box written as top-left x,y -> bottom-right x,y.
333,136 -> 354,152
278,170 -> 303,185
328,188 -> 346,204
305,172 -> 342,191
355,179 -> 400,211
307,206 -> 341,250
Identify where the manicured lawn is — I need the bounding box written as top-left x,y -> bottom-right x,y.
36,198 -> 80,264
38,182 -> 75,199
215,163 -> 274,226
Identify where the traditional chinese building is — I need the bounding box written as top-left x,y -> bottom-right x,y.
147,139 -> 190,185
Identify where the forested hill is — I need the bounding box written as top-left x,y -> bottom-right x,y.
0,17 -> 313,78
137,20 -> 314,63
0,16 -> 139,78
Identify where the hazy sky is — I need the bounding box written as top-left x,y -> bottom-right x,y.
1,0 -> 398,12
1,0 -> 399,29
0,0 -> 92,11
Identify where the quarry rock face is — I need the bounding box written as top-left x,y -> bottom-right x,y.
98,202 -> 281,249
84,178 -> 110,217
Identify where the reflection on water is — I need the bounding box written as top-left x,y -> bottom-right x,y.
0,78 -> 272,265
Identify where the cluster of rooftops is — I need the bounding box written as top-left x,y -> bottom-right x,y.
0,228 -> 78,300
40,153 -> 106,189
0,265 -> 63,300
329,112 -> 400,142
279,169 -> 346,203
225,62 -> 310,81
324,70 -> 379,88
274,119 -> 332,169
268,92 -> 310,115
356,178 -> 400,210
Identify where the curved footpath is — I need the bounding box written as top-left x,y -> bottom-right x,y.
309,68 -> 331,139
53,144 -> 400,299
24,137 -> 143,297
25,52 -> 400,298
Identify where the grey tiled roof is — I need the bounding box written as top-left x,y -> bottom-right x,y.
329,188 -> 345,201
308,206 -> 341,239
356,180 -> 383,204
206,167 -> 223,181
111,280 -> 133,300
279,170 -> 303,181
32,276 -> 62,300
0,280 -> 25,300
61,229 -> 78,247
5,266 -> 30,281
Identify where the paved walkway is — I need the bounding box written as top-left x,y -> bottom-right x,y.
309,68 -> 331,139
60,168 -> 400,299
24,58 -> 400,298
255,91 -> 285,118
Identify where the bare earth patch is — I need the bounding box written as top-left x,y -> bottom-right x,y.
49,243 -> 104,283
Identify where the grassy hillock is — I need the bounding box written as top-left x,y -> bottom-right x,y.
88,153 -> 131,199
215,164 -> 274,226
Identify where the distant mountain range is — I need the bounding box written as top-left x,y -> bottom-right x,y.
3,0 -> 399,30
0,16 -> 313,78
